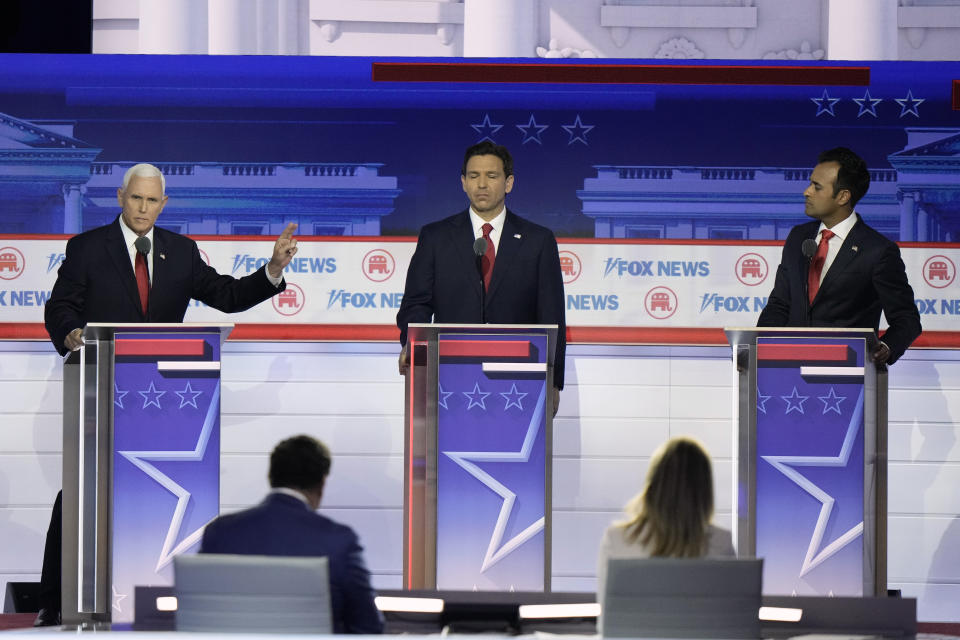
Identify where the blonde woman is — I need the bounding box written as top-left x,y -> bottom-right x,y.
597,437 -> 734,605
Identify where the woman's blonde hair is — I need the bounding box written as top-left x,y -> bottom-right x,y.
620,437 -> 715,557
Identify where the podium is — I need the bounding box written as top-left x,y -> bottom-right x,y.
61,323 -> 232,627
403,323 -> 558,591
725,327 -> 887,597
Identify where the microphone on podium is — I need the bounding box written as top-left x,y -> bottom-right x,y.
473,237 -> 487,324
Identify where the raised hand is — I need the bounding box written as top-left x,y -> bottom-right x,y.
267,223 -> 298,278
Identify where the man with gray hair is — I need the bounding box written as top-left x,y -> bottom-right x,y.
35,163 -> 299,625
44,162 -> 298,354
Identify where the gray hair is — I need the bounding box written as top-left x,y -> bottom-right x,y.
122,163 -> 165,195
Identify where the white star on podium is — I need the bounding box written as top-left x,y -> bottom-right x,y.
118,383 -> 220,571
442,386 -> 546,572
762,390 -> 865,578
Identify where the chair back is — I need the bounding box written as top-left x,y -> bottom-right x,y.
601,557 -> 762,638
173,554 -> 332,633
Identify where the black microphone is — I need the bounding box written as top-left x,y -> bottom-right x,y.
473,237 -> 487,324
134,236 -> 151,278
801,238 -> 817,260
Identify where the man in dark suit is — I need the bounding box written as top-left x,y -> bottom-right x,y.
201,435 -> 383,635
45,162 -> 297,355
36,163 -> 299,625
396,141 -> 566,406
758,147 -> 921,364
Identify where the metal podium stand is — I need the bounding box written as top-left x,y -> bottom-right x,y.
62,322 -> 232,627
403,323 -> 558,592
726,327 -> 887,597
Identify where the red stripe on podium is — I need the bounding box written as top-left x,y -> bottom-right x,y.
438,340 -> 531,358
115,339 -> 206,356
757,344 -> 850,362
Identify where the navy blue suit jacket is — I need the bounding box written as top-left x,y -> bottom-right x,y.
396,209 -> 567,388
200,493 -> 383,634
757,215 -> 921,364
44,217 -> 281,355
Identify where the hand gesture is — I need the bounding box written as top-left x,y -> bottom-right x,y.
267,223 -> 298,279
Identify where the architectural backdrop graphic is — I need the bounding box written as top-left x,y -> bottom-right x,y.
1,55 -> 958,242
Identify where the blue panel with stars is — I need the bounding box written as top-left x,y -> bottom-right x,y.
755,336 -> 867,596
111,332 -> 222,623
436,332 -> 548,590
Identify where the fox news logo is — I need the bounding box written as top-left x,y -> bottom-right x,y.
233,254 -> 336,275
326,290 -> 403,310
47,253 -> 66,273
699,293 -> 768,313
603,258 -> 709,279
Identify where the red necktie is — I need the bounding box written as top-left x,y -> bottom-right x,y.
807,229 -> 834,304
481,223 -> 496,291
135,251 -> 150,314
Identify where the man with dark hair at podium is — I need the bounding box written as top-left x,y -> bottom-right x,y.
757,147 -> 921,364
396,141 -> 566,406
35,163 -> 300,625
200,435 -> 383,635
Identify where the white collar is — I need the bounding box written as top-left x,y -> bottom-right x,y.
118,215 -> 155,251
819,211 -> 857,241
469,207 -> 506,235
270,487 -> 311,507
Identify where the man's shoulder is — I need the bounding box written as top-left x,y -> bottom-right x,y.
153,225 -> 194,246
851,215 -> 895,247
66,220 -> 116,246
419,210 -> 469,234
506,210 -> 556,239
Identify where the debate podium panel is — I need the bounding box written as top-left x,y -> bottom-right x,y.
62,323 -> 232,627
726,327 -> 886,597
403,323 -> 558,591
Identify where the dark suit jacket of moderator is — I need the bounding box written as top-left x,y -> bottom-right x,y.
757,215 -> 922,364
44,217 -> 282,355
200,493 -> 384,634
396,209 -> 567,388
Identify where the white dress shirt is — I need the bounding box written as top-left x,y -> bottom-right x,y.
814,211 -> 859,286
469,207 -> 506,253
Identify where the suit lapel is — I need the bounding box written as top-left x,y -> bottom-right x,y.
149,231 -> 167,319
486,211 -> 522,302
450,211 -> 484,298
814,215 -> 863,304
106,219 -> 146,317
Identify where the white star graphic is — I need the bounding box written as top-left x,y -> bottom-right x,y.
118,382 -> 220,571
175,381 -> 203,409
438,383 -> 454,410
852,89 -> 882,118
471,114 -> 503,142
894,90 -> 924,118
442,385 -> 546,572
138,381 -> 166,409
112,584 -> 128,613
516,114 -> 548,145
562,114 -> 594,145
115,383 -> 129,409
500,384 -> 528,411
817,387 -> 846,415
781,386 -> 809,414
463,382 -> 491,411
757,390 -> 771,415
811,89 -> 840,117
762,390 -> 864,578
